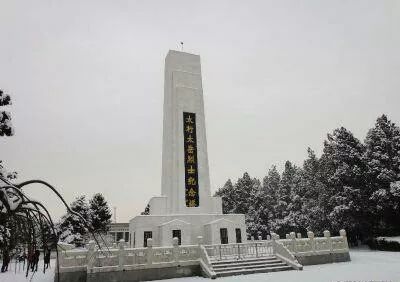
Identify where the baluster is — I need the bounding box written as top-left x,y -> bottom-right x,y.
307,231 -> 315,253
87,240 -> 95,271
271,233 -> 276,255
172,237 -> 179,262
197,236 -> 203,259
324,230 -> 332,252
290,232 -> 296,253
340,229 -> 348,250
255,242 -> 258,258
146,238 -> 153,265
118,239 -> 125,270
258,236 -> 263,255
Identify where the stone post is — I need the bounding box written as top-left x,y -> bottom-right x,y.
324,230 -> 332,252
87,240 -> 96,271
286,234 -> 290,239
290,232 -> 296,253
118,239 -> 125,270
173,237 -> 179,262
146,238 -> 153,265
340,229 -> 349,250
197,236 -> 203,246
197,236 -> 203,259
258,235 -> 262,241
271,233 -> 277,255
297,233 -> 302,239
307,231 -> 315,252
267,235 -> 271,241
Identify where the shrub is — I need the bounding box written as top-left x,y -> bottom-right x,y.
367,237 -> 400,252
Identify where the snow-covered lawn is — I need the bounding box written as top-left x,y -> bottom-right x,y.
1,248 -> 399,282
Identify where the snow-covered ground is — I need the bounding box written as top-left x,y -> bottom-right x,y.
0,260 -> 55,282
1,248 -> 399,282
376,236 -> 400,243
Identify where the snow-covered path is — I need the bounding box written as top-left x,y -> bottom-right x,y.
1,248 -> 399,282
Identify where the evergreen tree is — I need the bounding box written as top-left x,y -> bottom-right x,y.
215,173 -> 260,236
251,166 -> 280,237
319,127 -> 368,241
0,89 -> 13,137
275,161 -> 299,234
364,115 -> 400,235
59,196 -> 90,245
232,172 -> 259,216
89,193 -> 112,233
299,148 -> 328,234
215,179 -> 235,214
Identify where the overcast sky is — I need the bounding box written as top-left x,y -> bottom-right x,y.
1,0 -> 399,222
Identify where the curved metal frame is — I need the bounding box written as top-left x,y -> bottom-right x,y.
0,175 -> 112,281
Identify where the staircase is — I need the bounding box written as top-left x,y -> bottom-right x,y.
210,255 -> 294,277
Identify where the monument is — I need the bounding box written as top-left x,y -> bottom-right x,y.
129,50 -> 246,247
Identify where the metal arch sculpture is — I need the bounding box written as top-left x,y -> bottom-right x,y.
0,175 -> 111,281
0,177 -> 59,278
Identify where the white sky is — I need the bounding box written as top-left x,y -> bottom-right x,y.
1,0 -> 399,222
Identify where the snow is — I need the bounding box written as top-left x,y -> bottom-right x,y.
377,236 -> 400,243
1,248 -> 400,282
0,259 -> 55,282
154,248 -> 400,282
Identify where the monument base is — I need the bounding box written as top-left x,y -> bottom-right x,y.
129,213 -> 246,247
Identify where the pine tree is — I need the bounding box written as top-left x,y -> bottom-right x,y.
89,193 -> 112,233
0,89 -> 14,137
232,172 -> 260,215
299,148 -> 328,234
215,179 -> 235,214
275,161 -> 299,234
364,115 -> 400,235
59,196 -> 90,245
319,127 -> 368,241
215,173 -> 260,236
251,166 -> 280,237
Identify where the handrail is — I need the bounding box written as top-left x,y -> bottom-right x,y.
274,240 -> 303,270
199,245 -> 216,279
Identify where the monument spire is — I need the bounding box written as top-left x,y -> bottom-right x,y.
130,50 -> 245,247
161,50 -> 213,214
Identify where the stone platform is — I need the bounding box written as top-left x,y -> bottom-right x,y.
130,213 -> 246,247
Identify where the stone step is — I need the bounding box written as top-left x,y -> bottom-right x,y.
212,259 -> 283,269
215,265 -> 294,277
211,255 -> 276,265
213,262 -> 288,272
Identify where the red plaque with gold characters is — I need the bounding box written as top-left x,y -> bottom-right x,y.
183,112 -> 199,207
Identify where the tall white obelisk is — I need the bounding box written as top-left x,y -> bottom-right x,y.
161,50 -> 214,214
130,50 -> 246,247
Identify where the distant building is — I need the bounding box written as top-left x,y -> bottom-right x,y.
107,223 -> 129,243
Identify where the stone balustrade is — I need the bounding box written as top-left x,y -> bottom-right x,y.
277,229 -> 349,256
274,229 -> 350,265
57,236 -> 205,275
56,229 -> 350,279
